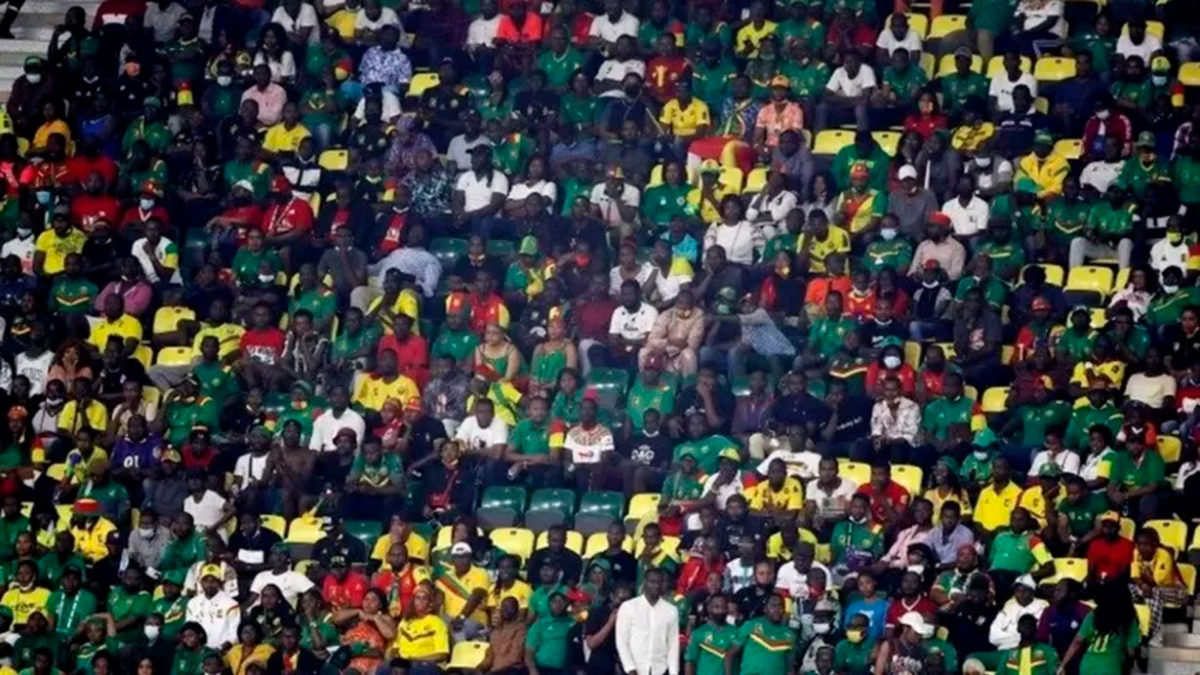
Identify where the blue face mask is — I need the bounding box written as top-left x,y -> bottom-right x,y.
35,191 -> 51,205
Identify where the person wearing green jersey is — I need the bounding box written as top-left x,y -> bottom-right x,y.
538,26 -> 585,92
46,565 -> 96,641
1063,380 -> 1123,453
1070,186 -> 1133,269
686,594 -> 739,675
1042,176 -> 1090,253
939,48 -> 990,115
1146,266 -> 1200,329
728,593 -> 796,675
502,396 -> 561,490
1054,475 -> 1108,542
1059,586 -> 1141,675
525,591 -> 574,675
1113,132 -> 1169,199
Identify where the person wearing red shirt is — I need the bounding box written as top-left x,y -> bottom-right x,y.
865,346 -> 916,398
495,2 -> 543,45
883,571 -> 938,633
64,141 -> 118,188
675,536 -> 726,595
119,180 -> 171,234
70,172 -> 122,234
645,34 -> 690,104
371,544 -> 428,617
572,274 -> 618,374
1085,512 -> 1135,583
321,556 -> 370,610
263,175 -> 314,267
856,463 -> 911,526
208,180 -> 265,251
374,198 -> 408,258
916,348 -> 953,403
902,92 -> 948,141
376,314 -> 430,389
465,272 -> 510,336
240,303 -> 288,390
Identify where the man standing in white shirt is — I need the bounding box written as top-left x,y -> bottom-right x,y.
309,385 -> 366,452
817,50 -> 875,130
616,568 -> 679,675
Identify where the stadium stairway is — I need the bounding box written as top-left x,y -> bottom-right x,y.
0,0 -> 101,103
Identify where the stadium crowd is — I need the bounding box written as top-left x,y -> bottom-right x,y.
0,0 -> 1199,674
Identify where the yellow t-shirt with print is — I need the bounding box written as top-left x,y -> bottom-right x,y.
486,579 -> 532,623
735,21 -> 778,57
394,613 -> 450,660
435,565 -> 490,624
371,531 -> 432,564
0,586 -> 49,624
89,314 -> 144,351
659,99 -> 711,138
747,477 -> 804,512
795,226 -> 852,274
58,399 -> 109,435
353,373 -> 420,411
34,228 -> 87,275
70,517 -> 117,562
326,8 -> 360,40
686,184 -> 738,224
973,481 -> 1024,532
262,123 -> 312,155
193,322 -> 246,359
1132,545 -> 1180,587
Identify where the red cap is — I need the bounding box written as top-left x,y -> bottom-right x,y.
404,397 -> 423,413
1031,297 -> 1051,311
270,175 -> 291,193
928,212 -> 952,228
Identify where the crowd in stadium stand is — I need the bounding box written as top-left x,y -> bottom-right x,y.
0,0 -> 1199,674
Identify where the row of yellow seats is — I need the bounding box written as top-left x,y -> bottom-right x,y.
905,11 -> 1163,42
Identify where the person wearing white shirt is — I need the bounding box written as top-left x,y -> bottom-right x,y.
704,217 -> 766,267
271,0 -> 321,45
354,2 -> 401,39
746,181 -> 799,228
447,128 -> 493,173
455,147 -> 509,223
757,447 -> 822,481
506,179 -> 558,214
186,567 -> 242,648
131,231 -> 182,284
0,225 -> 35,275
353,88 -> 402,122
875,14 -> 923,59
987,577 -> 1048,650
988,56 -> 1038,113
309,387 -> 367,452
805,458 -> 859,523
183,484 -> 230,532
1028,446 -> 1081,478
1014,0 -> 1065,40
1116,21 -> 1161,64
941,176 -> 990,240
1080,152 -> 1126,195
1148,221 -> 1190,276
249,547 -> 315,607
232,434 -> 272,494
596,46 -> 646,98
466,2 -> 502,48
818,52 -> 875,129
454,400 -> 509,454
588,0 -> 639,52
607,282 -> 658,368
589,172 -> 641,228
616,569 -> 679,675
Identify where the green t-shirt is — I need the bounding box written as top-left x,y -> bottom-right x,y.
333,324 -> 383,363
641,184 -> 691,228
50,277 -> 98,315
290,286 -> 337,324
1063,404 -> 1123,452
349,453 -> 403,487
0,515 -> 29,560
684,22 -> 732,53
192,361 -> 238,402
687,623 -> 740,675
862,239 -> 914,274
1147,287 -> 1200,327
661,471 -> 705,503
158,532 -> 207,572
154,594 -> 189,641
881,64 -> 927,105
775,19 -> 826,53
231,247 -> 282,285
834,637 -> 875,675
779,60 -> 830,100
989,530 -> 1045,573
223,159 -> 272,198
74,636 -> 119,674
526,614 -> 574,668
921,395 -> 975,440
509,419 -> 550,456
1069,33 -> 1114,73
528,583 -> 567,621
171,647 -> 206,675
1076,611 -> 1140,675
1114,157 -> 1169,198
954,275 -> 1008,309
829,519 -> 883,566
807,317 -> 853,360
974,241 -> 1025,280
998,643 -> 1058,675
107,586 -> 152,643
692,60 -> 738,114
626,379 -> 677,431
1172,155 -> 1200,204
121,118 -> 171,156
38,551 -> 87,587
939,72 -> 990,114
1110,78 -> 1155,110
46,588 -> 97,639
1057,493 -> 1108,538
967,0 -> 1014,33
1014,401 -> 1071,447
537,48 -> 585,90
1055,328 -> 1096,363
431,327 -> 478,363
736,617 -> 796,675
1044,197 -> 1090,246
1108,450 -> 1165,489
673,435 -> 739,475
559,94 -> 602,134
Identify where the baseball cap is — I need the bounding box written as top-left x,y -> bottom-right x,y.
897,165 -> 918,181
718,447 -> 741,463
200,563 -> 223,579
518,235 -> 539,257
1014,574 -> 1037,589
1136,131 -> 1156,149
972,428 -> 998,448
1033,129 -> 1054,147
898,612 -> 934,638
769,74 -> 791,88
1099,510 -> 1121,522
450,542 -> 473,556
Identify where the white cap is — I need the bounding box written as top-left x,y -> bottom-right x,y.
450,542 -> 473,556
1014,574 -> 1036,589
898,165 -> 918,181
232,179 -> 255,192
898,612 -> 934,638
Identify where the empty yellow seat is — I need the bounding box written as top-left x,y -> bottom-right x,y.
406,71 -> 441,98
872,130 -> 901,156
132,345 -> 153,370
838,460 -> 871,487
46,463 -> 67,482
447,642 -> 490,670
720,166 -> 745,192
919,52 -> 936,80
744,167 -> 769,193
1179,563 -> 1197,595
813,129 -> 856,156
1157,435 -> 1182,463
153,306 -> 196,337
903,340 -> 922,369
981,387 -> 1010,413
891,464 -> 923,496
1034,56 -> 1077,82
928,14 -> 967,39
1040,557 -> 1089,585
286,517 -> 326,544
491,527 -> 536,562
261,515 -> 287,537
1181,62 -> 1200,87
1052,139 -> 1082,161
318,148 -> 349,171
1064,265 -> 1114,296
156,346 -> 196,367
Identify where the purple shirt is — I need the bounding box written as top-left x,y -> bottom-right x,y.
111,435 -> 163,472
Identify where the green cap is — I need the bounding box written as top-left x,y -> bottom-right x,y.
936,455 -> 960,472
518,235 -> 539,257
679,447 -> 698,461
1033,130 -> 1054,146
1136,131 -> 1156,149
162,569 -> 187,586
588,557 -> 612,573
1015,177 -> 1039,195
143,96 -> 163,108
23,56 -> 41,69
1038,463 -> 1062,478
878,336 -> 904,350
972,427 -> 998,448
271,542 -> 292,555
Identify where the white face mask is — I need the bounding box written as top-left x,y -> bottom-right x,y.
138,526 -> 155,537
139,198 -> 155,210
907,564 -> 926,576
25,73 -> 41,84
883,355 -> 902,369
973,450 -> 989,460
258,273 -> 275,283
16,227 -> 31,237
144,625 -> 160,640
812,622 -> 832,634
974,156 -> 992,168
1096,109 -> 1110,120
1152,75 -> 1168,86
216,75 -> 233,86
922,280 -> 939,289
880,227 -> 898,241
1163,283 -> 1180,294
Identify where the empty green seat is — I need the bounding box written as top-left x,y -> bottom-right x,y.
481,486 -> 527,514
344,520 -> 383,549
579,491 -> 625,520
430,237 -> 469,267
529,488 -> 576,517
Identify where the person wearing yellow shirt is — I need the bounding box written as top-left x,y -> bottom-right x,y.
58,379 -> 109,436
486,555 -> 532,624
31,103 -> 71,152
392,587 -> 449,664
1132,527 -> 1187,643
434,542 -> 490,638
973,457 -> 1024,533
735,1 -> 776,58
1016,464 -> 1065,527
686,161 -> 738,224
747,459 -> 805,519
0,560 -> 49,625
262,102 -> 312,158
1016,131 -> 1070,200
370,515 -> 431,564
68,499 -> 117,562
795,212 -> 852,274
325,1 -> 361,41
89,296 -> 144,356
34,207 -> 87,276
192,306 -> 247,359
659,80 -> 711,147
372,543 -> 432,618
353,350 -> 420,412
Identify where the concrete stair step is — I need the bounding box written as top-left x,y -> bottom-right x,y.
0,38 -> 55,54
10,27 -> 55,41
